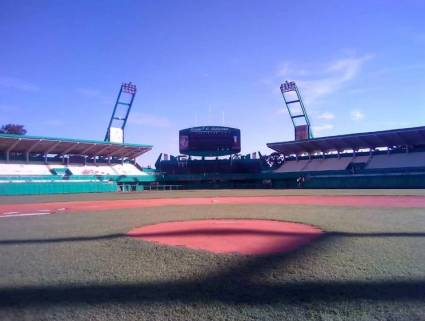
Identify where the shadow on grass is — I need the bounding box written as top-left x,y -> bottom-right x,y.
1,230 -> 425,307
1,276 -> 424,307
0,230 -> 424,245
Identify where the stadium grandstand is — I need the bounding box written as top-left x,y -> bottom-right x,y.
0,133 -> 155,195
266,125 -> 425,188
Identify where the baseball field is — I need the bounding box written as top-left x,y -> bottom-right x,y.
0,189 -> 424,321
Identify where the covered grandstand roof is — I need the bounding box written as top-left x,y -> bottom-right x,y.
267,126 -> 425,155
0,133 -> 152,158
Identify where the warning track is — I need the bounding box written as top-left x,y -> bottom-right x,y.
1,195 -> 425,218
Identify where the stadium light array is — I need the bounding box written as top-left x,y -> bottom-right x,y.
280,81 -> 297,93
122,82 -> 137,94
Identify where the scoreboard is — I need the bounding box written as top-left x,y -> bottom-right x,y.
179,126 -> 241,156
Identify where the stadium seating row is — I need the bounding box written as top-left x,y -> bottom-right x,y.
276,157 -> 354,173
0,162 -> 147,176
0,163 -> 52,176
366,152 -> 425,169
276,151 -> 425,173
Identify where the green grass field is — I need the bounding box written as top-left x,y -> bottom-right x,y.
0,190 -> 424,321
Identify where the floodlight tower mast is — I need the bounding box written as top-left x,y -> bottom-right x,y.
280,81 -> 313,140
105,82 -> 137,143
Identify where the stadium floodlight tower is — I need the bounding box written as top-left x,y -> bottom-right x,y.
280,81 -> 313,140
104,82 -> 137,144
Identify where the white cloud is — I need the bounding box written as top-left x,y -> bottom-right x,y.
275,62 -> 309,79
299,54 -> 374,104
350,110 -> 364,121
271,54 -> 373,108
0,76 -> 39,92
129,112 -> 172,128
312,124 -> 334,134
76,88 -> 101,97
276,63 -> 291,78
327,55 -> 373,81
317,112 -> 335,120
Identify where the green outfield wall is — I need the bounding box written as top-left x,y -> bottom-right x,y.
0,181 -> 117,195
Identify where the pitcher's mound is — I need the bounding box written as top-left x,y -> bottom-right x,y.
128,219 -> 323,255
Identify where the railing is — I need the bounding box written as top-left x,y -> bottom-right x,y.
146,184 -> 184,191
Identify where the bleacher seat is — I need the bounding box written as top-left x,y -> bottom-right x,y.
276,159 -> 310,172
48,163 -> 147,176
111,163 -> 147,175
351,155 -> 371,163
303,157 -> 352,171
277,157 -> 352,173
274,152 -> 425,173
366,152 -> 425,169
0,163 -> 52,176
65,165 -> 116,176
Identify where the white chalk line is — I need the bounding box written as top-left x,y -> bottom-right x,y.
0,208 -> 68,218
0,212 -> 54,218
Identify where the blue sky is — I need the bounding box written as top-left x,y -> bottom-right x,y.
1,0 -> 424,166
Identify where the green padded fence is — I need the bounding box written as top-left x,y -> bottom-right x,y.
0,181 -> 118,195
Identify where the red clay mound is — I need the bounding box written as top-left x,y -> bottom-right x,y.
128,219 -> 323,255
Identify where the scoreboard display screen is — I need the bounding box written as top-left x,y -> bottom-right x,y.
179,126 -> 241,156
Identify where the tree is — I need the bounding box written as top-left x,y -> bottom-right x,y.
264,152 -> 285,169
0,124 -> 27,135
